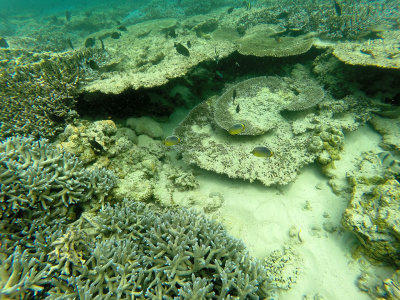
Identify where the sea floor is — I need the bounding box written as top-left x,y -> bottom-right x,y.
163,110 -> 395,299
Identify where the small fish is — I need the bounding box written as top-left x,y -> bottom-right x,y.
378,152 -> 400,173
100,39 -> 105,50
0,37 -> 9,48
89,138 -> 105,153
251,146 -> 274,158
65,11 -> 71,22
164,135 -> 181,146
227,7 -> 234,14
88,59 -> 99,70
174,42 -> 190,56
236,104 -> 240,113
274,37 -> 282,43
232,89 -> 237,104
243,0 -> 251,10
67,38 -> 74,50
228,123 -> 245,135
84,37 -> 95,48
333,0 -> 342,16
117,25 -> 127,32
111,32 -> 121,39
215,70 -> 224,80
186,40 -> 191,48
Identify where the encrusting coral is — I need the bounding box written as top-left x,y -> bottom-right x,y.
342,151 -> 400,267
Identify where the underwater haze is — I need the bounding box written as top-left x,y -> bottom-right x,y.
1,0 -> 400,299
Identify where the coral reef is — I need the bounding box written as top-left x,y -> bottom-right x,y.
264,246 -> 301,290
71,198 -> 273,298
56,118 -> 200,205
237,26 -> 314,57
0,136 -> 116,218
342,151 -> 400,266
370,115 -> 400,152
214,71 -> 324,135
1,198 -> 274,299
0,48 -> 112,140
81,16 -> 237,94
0,246 -> 51,298
332,30 -> 400,69
126,116 -> 164,139
174,66 -> 370,186
237,0 -> 399,41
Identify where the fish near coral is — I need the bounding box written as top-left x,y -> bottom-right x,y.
84,37 -> 95,48
333,0 -> 342,16
228,123 -> 245,135
378,151 -> 400,174
232,89 -> 237,104
117,25 -> 127,32
251,146 -> 274,158
111,32 -> 121,39
89,138 -> 105,153
164,135 -> 181,146
236,104 -> 240,113
65,10 -> 71,22
67,38 -> 74,50
0,37 -> 9,48
174,42 -> 190,57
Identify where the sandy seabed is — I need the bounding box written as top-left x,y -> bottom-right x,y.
192,124 -> 394,299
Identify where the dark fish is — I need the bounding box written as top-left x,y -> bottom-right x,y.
232,89 -> 237,103
236,104 -> 240,113
100,39 -> 105,50
88,59 -> 99,70
110,32 -> 121,39
0,37 -> 9,48
117,25 -> 127,31
186,40 -> 191,48
67,38 -> 74,50
89,138 -> 105,152
215,70 -> 223,80
333,0 -> 341,16
227,7 -> 234,14
65,10 -> 71,22
174,42 -> 190,56
84,37 -> 95,48
166,28 -> 177,38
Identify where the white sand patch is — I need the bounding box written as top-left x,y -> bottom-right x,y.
194,123 -> 393,299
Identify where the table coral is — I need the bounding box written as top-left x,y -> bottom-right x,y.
174,67 -> 369,186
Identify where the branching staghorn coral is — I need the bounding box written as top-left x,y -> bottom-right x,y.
46,199 -> 273,299
0,48 -> 110,139
0,246 -> 51,298
0,136 -> 116,217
